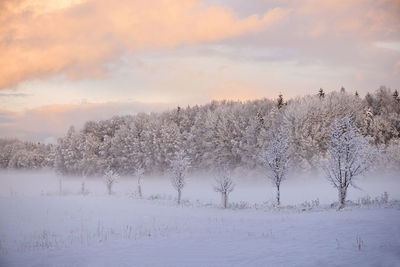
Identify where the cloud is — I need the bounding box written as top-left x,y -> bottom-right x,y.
0,0 -> 287,89
286,0 -> 399,36
1,0 -> 398,108
395,60 -> 400,73
0,93 -> 31,97
0,112 -> 16,123
0,101 -> 174,141
375,42 -> 400,52
208,81 -> 267,101
207,0 -> 400,91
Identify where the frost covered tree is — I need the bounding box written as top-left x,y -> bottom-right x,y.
135,167 -> 145,198
2,86 -> 398,174
378,139 -> 400,173
111,124 -> 137,175
170,150 -> 190,204
213,168 -> 235,208
159,121 -> 182,170
0,139 -> 54,170
103,168 -> 119,195
323,115 -> 377,209
260,129 -> 290,207
377,139 -> 400,171
283,96 -> 324,168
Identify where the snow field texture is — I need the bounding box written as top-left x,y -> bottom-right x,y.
0,171 -> 399,267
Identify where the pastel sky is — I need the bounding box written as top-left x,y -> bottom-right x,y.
1,0 -> 400,142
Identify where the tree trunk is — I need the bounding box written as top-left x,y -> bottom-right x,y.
138,185 -> 142,199
338,187 -> 347,209
59,178 -> 63,195
276,184 -> 280,207
137,181 -> 142,199
81,181 -> 85,195
223,193 -> 228,209
177,189 -> 181,204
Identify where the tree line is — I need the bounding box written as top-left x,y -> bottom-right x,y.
0,86 -> 399,175
82,114 -> 379,210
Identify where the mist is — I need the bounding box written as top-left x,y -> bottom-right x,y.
1,169 -> 398,206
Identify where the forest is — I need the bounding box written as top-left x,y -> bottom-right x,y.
1,86 -> 399,176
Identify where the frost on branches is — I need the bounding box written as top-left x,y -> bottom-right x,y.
323,115 -> 377,209
103,168 -> 119,195
170,150 -> 190,204
213,167 -> 235,209
260,129 -> 290,207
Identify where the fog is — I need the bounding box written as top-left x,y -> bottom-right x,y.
1,169 -> 398,206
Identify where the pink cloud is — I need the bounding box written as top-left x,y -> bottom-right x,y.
208,81 -> 268,102
0,0 -> 287,89
294,0 -> 400,37
0,101 -> 174,141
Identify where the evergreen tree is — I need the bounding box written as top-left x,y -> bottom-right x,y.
318,88 -> 325,99
256,109 -> 264,126
393,89 -> 399,102
277,94 -> 285,109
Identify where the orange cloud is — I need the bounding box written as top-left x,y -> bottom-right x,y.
395,60 -> 400,73
0,0 -> 287,89
208,81 -> 268,102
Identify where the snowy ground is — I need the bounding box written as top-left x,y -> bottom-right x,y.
0,171 -> 399,267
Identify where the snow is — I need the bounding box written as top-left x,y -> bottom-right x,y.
0,171 -> 400,267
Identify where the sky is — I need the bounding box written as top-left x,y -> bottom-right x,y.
0,0 -> 400,142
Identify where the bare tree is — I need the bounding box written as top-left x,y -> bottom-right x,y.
135,167 -> 145,198
80,169 -> 88,195
323,115 -> 377,209
170,150 -> 190,204
58,176 -> 63,195
104,168 -> 119,195
260,129 -> 290,207
213,168 -> 235,208
81,175 -> 87,195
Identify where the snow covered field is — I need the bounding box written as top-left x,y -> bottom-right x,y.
0,171 -> 399,267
